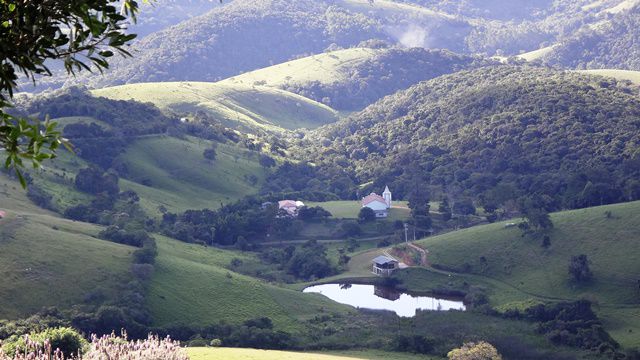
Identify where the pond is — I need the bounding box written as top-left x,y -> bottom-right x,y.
303,283 -> 466,317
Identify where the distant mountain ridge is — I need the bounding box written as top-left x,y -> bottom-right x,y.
21,0 -> 475,91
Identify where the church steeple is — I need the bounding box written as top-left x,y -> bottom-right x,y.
383,186 -> 392,209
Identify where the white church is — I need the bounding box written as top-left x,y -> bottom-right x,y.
361,186 -> 392,218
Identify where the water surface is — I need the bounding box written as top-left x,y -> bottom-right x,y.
303,283 -> 465,317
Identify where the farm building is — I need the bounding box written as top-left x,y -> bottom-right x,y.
361,186 -> 392,218
278,200 -> 305,217
372,255 -> 399,276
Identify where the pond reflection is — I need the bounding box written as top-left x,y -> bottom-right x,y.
303,283 -> 465,317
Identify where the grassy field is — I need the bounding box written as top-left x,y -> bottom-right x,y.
92,82 -> 338,132
117,135 -> 266,214
319,201 -> 640,348
221,48 -> 381,90
306,201 -> 410,221
577,69 -> 640,85
18,129 -> 267,215
187,347 -> 436,360
0,175 -> 133,319
147,235 -> 352,331
410,201 -> 640,347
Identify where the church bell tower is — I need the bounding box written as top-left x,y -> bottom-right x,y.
383,186 -> 392,209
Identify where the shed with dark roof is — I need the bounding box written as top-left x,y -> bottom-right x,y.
372,255 -> 398,276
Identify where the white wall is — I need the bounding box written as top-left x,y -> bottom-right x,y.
365,200 -> 388,211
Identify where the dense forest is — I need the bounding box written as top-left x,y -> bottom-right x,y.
543,5 -> 640,70
295,65 -> 640,210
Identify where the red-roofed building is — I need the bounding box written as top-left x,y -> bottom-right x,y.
0,210 -> 6,219
278,200 -> 305,217
362,186 -> 392,218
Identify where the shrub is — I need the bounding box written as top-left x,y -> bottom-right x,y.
2,327 -> 88,358
203,147 -> 217,162
448,341 -> 502,360
453,199 -> 476,216
210,339 -> 222,347
131,264 -> 155,280
339,222 -> 362,237
358,207 -> 376,223
568,255 -> 593,283
132,238 -> 158,265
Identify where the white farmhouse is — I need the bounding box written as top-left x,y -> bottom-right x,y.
361,186 -> 392,218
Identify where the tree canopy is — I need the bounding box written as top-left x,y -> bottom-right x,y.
0,0 -> 142,186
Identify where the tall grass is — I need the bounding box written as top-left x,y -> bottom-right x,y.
0,333 -> 188,360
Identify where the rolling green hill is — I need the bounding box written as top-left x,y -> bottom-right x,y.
16,128 -> 267,216
220,48 -> 383,90
93,82 -> 338,132
417,201 -> 640,304
146,235 -> 351,330
224,47 -> 487,111
0,175 -> 134,319
116,135 -> 267,214
414,200 -> 640,347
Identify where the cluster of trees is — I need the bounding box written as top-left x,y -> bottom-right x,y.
568,254 -> 593,283
522,300 -> 619,354
261,161 -> 358,200
260,240 -> 336,280
295,65 -> 640,212
160,194 -> 335,248
14,87 -> 172,136
11,87 -> 174,171
74,167 -> 119,196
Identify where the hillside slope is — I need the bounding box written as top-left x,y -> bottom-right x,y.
147,235 -> 351,330
300,65 -> 640,206
418,201 -> 640,304
92,82 -> 338,132
117,135 -> 268,214
415,201 -> 640,347
222,47 -> 486,111
0,175 -> 134,319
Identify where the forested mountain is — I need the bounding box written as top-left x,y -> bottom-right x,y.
39,0 -> 471,91
297,66 -> 640,208
16,0 -> 640,94
129,0 -> 224,38
542,5 -> 640,70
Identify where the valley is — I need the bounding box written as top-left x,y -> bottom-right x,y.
2,0 -> 640,359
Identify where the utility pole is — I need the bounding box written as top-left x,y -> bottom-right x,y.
404,223 -> 409,243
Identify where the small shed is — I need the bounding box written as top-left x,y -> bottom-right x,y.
372,255 -> 399,276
